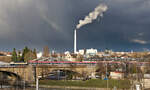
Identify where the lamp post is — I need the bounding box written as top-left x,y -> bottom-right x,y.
36,76 -> 42,90
23,70 -> 26,90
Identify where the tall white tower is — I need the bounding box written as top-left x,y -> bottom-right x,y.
74,29 -> 77,53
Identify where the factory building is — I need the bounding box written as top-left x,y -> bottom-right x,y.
78,48 -> 97,55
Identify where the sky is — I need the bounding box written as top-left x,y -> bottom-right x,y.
0,0 -> 150,52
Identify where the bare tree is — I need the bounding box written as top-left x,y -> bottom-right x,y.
96,62 -> 106,78
42,46 -> 50,57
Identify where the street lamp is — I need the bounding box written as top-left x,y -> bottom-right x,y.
36,76 -> 42,90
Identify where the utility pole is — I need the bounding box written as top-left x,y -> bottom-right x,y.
104,49 -> 109,90
106,62 -> 108,90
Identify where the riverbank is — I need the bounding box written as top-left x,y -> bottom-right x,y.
37,79 -> 131,89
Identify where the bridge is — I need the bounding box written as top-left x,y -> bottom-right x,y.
0,60 -> 149,85
0,63 -> 96,84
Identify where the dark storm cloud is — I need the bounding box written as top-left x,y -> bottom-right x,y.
0,0 -> 150,51
0,0 -> 71,50
77,0 -> 150,51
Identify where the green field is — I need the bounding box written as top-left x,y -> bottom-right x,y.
39,79 -> 131,89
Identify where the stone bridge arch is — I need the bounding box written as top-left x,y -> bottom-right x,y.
0,70 -> 22,85
0,65 -> 35,82
0,70 -> 21,80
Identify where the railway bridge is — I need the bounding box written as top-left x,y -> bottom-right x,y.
0,60 -> 147,83
0,64 -> 96,82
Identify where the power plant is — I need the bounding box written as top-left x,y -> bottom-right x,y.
74,4 -> 108,54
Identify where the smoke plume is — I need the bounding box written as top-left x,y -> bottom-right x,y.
76,4 -> 108,29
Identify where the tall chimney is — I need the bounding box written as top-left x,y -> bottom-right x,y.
74,29 -> 77,53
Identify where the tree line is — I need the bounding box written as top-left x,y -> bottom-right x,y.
11,46 -> 37,62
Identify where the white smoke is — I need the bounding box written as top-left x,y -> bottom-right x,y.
76,4 -> 108,29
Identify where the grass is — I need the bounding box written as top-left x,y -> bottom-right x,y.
39,79 -> 131,89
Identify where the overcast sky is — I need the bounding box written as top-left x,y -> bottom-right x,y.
0,0 -> 150,52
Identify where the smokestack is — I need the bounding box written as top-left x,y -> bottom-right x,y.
74,29 -> 77,53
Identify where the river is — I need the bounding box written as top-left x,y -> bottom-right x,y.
0,87 -> 76,90
0,88 -> 86,90
0,86 -> 85,90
